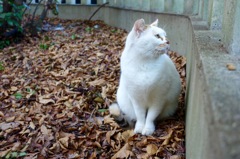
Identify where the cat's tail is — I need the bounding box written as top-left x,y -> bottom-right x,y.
109,103 -> 121,117
109,103 -> 129,127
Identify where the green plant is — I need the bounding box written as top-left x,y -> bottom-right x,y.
0,0 -> 25,32
39,43 -> 50,50
0,40 -> 10,49
85,27 -> 94,33
13,92 -> 23,100
4,151 -> 27,159
0,61 -> 5,71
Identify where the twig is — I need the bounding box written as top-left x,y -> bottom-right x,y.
22,0 -> 34,16
64,84 -> 89,93
31,0 -> 44,23
88,2 -> 109,21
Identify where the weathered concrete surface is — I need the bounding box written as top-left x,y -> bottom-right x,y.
186,30 -> 240,159
198,31 -> 240,158
222,0 -> 240,55
208,0 -> 224,30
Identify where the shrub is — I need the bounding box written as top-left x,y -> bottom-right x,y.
0,0 -> 25,33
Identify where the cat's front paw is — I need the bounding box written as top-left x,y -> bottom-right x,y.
142,128 -> 155,136
134,122 -> 144,134
142,124 -> 155,135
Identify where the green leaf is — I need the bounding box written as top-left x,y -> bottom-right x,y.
26,88 -> 35,95
39,43 -> 49,50
85,27 -> 93,33
52,5 -> 59,15
18,152 -> 27,157
98,109 -> 108,113
0,62 -> 4,71
11,152 -> 18,158
14,92 -> 23,100
7,19 -> 14,26
71,34 -> 76,40
0,5 -> 3,12
0,21 -> 3,27
5,152 -> 11,159
44,36 -> 50,41
111,29 -> 117,33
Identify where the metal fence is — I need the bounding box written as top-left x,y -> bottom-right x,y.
31,0 -> 106,5
30,0 -> 206,16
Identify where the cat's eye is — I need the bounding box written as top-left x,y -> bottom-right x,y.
155,34 -> 163,40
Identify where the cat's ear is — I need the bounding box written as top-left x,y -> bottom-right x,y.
133,19 -> 145,37
151,19 -> 158,27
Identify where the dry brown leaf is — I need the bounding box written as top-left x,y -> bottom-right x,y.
59,136 -> 69,148
136,153 -> 150,159
104,115 -> 120,128
10,86 -> 18,91
5,116 -> 15,122
29,121 -> 36,130
0,111 -> 4,117
111,143 -> 133,159
0,149 -> 11,158
160,129 -> 174,146
226,63 -> 236,71
170,155 -> 182,159
121,129 -> 135,142
0,122 -> 20,131
11,141 -> 21,151
39,96 -> 55,104
41,125 -> 48,135
106,129 -> 116,144
39,116 -> 45,125
146,144 -> 158,155
88,79 -> 106,86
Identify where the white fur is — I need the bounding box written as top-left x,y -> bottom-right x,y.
110,19 -> 181,135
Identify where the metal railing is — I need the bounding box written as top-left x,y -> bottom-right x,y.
30,0 -> 202,15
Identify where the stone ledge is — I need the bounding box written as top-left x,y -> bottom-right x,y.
189,30 -> 240,159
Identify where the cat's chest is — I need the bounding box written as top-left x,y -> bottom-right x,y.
121,61 -> 163,85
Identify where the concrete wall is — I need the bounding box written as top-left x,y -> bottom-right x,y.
29,2 -> 240,159
222,0 -> 240,55
28,5 -> 190,56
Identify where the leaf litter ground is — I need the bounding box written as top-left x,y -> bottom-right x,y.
0,19 -> 186,159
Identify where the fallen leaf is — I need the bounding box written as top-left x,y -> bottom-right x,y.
0,122 -> 20,131
5,116 -> 15,122
0,111 -> 4,117
29,121 -> 36,130
146,144 -> 158,155
106,129 -> 116,144
59,136 -> 69,148
226,63 -> 236,71
41,125 -> 48,135
0,149 -> 11,158
10,86 -> 18,91
160,129 -> 173,146
111,143 -> 133,159
88,79 -> 106,86
122,129 -> 134,142
170,155 -> 182,159
39,96 -> 55,104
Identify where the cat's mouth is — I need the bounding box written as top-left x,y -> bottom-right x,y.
154,44 -> 169,55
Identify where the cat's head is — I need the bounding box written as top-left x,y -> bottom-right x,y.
127,19 -> 169,57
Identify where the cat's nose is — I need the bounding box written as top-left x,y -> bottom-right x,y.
166,40 -> 170,44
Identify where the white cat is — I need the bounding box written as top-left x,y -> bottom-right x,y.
109,19 -> 181,135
